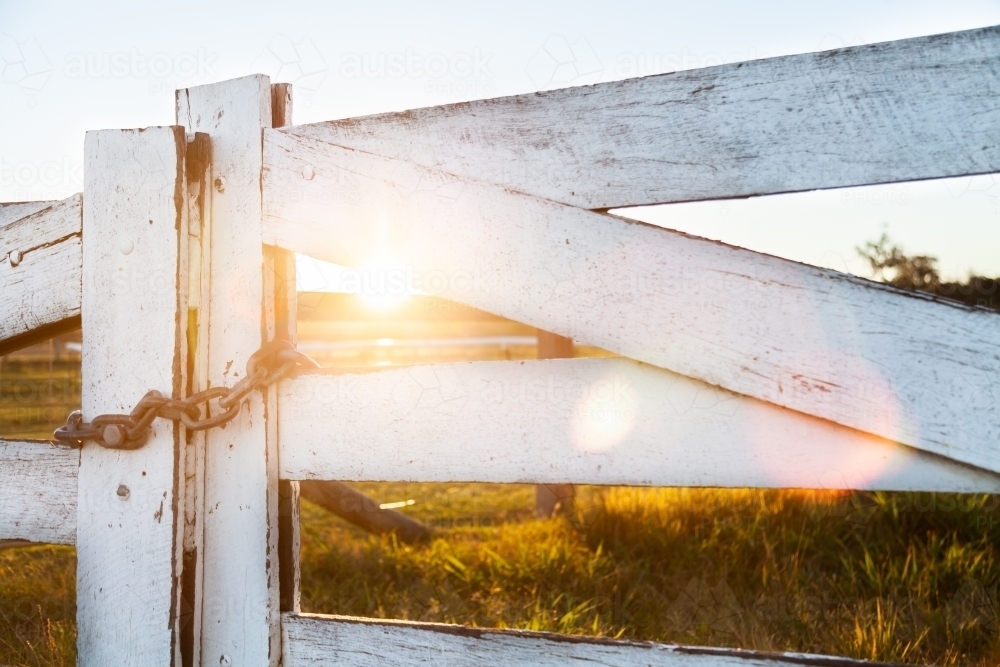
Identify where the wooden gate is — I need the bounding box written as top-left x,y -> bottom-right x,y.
2,24 -> 999,666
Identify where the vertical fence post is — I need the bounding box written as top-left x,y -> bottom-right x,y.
77,126 -> 190,665
176,74 -> 283,667
267,81 -> 301,616
535,330 -> 575,517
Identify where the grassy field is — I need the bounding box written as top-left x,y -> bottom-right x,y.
2,327 -> 1000,666
5,485 -> 997,666
301,484 -> 1000,666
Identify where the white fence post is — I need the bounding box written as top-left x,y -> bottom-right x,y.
176,74 -> 284,667
76,126 -> 190,665
268,80 -> 302,618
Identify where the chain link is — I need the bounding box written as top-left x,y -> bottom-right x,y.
54,340 -> 319,450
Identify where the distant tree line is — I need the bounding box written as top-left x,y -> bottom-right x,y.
856,233 -> 999,312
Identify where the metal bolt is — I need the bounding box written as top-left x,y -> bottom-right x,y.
7,250 -> 22,267
103,425 -> 124,448
302,164 -> 315,180
120,238 -> 134,255
116,484 -> 130,501
214,176 -> 226,193
220,655 -> 232,666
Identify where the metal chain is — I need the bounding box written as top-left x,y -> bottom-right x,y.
54,339 -> 319,450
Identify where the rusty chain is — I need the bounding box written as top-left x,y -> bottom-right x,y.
54,339 -> 319,450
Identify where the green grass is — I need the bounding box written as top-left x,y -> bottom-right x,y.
1,484 -> 998,666
299,484 -> 1000,666
0,546 -> 75,667
3,355 -> 1000,666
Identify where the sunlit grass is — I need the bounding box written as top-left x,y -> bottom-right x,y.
300,485 -> 1000,666
2,334 -> 999,666
1,485 -> 997,666
0,546 -> 75,667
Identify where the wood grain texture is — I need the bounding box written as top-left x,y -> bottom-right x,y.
281,613 -> 903,667
275,26 -> 1000,210
0,194 -> 82,349
278,360 -> 1000,492
177,74 -> 281,667
263,141 -> 1000,475
0,439 -> 78,545
268,81 -> 303,618
0,199 -> 59,226
77,127 -> 188,666
181,128 -> 212,667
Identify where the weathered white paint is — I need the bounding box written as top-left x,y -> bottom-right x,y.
0,194 -> 82,347
77,127 -> 188,665
262,140 -> 1000,475
275,26 -> 1000,210
0,199 -> 59,226
267,81 -> 302,618
282,613 -> 884,667
0,439 -> 78,545
183,127 -> 211,667
177,74 -> 281,667
278,360 -> 1000,492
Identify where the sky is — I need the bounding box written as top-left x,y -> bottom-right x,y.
2,0 -> 998,288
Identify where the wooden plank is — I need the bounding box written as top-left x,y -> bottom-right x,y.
0,194 -> 82,353
281,613 -> 905,667
299,480 -> 432,544
263,142 -> 1000,475
177,74 -> 281,667
180,129 -> 211,667
0,540 -> 34,550
269,80 -> 302,617
536,330 -> 575,517
0,439 -> 78,545
0,199 -> 58,226
77,126 -> 189,665
274,26 -> 1000,210
278,360 -> 1000,492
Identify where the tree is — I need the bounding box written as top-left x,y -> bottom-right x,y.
856,234 -> 998,312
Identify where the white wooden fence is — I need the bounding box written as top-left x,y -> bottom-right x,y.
2,24 -> 1000,667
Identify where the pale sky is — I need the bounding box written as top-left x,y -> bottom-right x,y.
2,0 -> 998,287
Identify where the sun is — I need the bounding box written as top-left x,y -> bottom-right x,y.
356,257 -> 414,311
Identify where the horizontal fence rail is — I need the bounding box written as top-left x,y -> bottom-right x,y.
277,360 -> 1000,491
263,141 -> 1000,475
273,26 -> 1000,210
0,194 -> 83,356
0,199 -> 60,226
282,613 -> 904,667
0,439 -> 79,545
